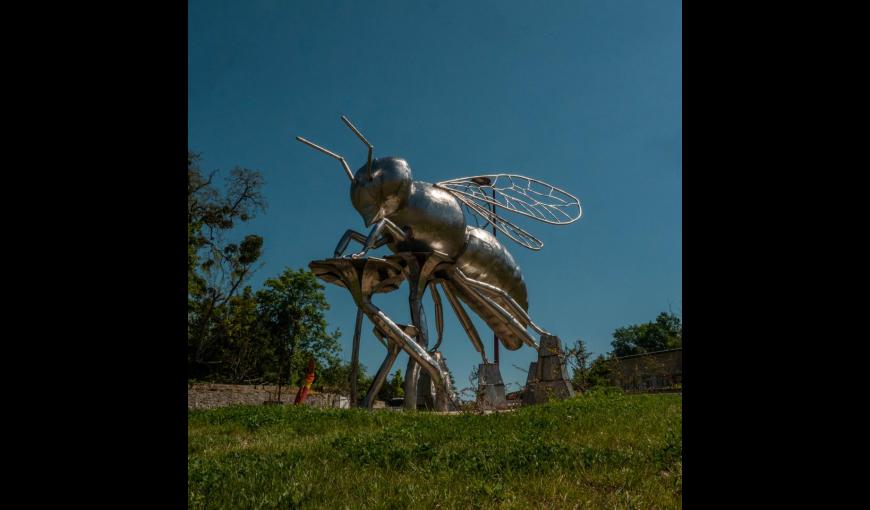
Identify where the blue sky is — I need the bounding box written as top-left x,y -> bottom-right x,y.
188,0 -> 681,391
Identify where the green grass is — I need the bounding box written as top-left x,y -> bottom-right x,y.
188,390 -> 681,509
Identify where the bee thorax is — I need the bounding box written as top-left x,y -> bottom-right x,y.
386,182 -> 467,257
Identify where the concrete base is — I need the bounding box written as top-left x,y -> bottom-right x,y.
416,372 -> 435,410
522,335 -> 575,405
477,363 -> 507,410
410,352 -> 458,411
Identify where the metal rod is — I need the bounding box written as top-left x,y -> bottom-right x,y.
349,307 -> 363,407
295,136 -> 354,181
340,116 -> 374,179
450,269 -> 538,349
404,260 -> 429,410
340,116 -> 372,147
441,280 -> 487,363
363,342 -> 401,409
492,187 -> 499,365
430,282 -> 444,352
364,305 -> 445,388
460,275 -> 550,335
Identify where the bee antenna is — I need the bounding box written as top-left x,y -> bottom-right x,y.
340,115 -> 374,179
295,136 -> 354,181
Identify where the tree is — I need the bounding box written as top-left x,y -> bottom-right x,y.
566,338 -> 593,392
217,287 -> 271,383
460,364 -> 482,403
587,355 -> 616,388
444,365 -> 456,398
390,369 -> 405,398
188,152 -> 266,297
377,369 -> 405,401
256,268 -> 342,390
611,312 -> 682,357
316,360 -> 372,395
188,152 -> 267,376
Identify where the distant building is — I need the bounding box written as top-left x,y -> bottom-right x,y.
608,348 -> 682,392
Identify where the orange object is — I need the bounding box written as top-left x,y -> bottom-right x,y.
294,358 -> 316,405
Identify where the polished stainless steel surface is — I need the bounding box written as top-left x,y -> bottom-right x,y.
363,338 -> 400,409
340,115 -> 373,179
295,136 -> 354,181
364,322 -> 414,409
458,270 -> 549,336
455,226 -> 528,311
351,157 -> 413,227
349,308 -> 363,407
448,267 -> 538,351
298,116 -> 583,410
440,279 -> 487,362
309,257 -> 456,411
430,283 -> 444,352
391,252 -> 447,410
386,181 -> 467,257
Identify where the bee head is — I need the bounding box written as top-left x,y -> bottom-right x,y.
350,157 -> 412,226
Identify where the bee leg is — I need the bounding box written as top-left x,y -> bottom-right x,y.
404,361 -> 422,409
363,304 -> 455,411
440,280 -> 489,364
362,335 -> 402,409
449,269 -> 539,350
333,230 -> 368,257
349,308 -> 364,407
403,260 -> 430,410
455,271 -> 550,336
381,219 -> 407,241
344,219 -> 406,258
429,283 -> 444,353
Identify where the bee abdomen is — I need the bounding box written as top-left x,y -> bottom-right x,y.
455,227 -> 528,312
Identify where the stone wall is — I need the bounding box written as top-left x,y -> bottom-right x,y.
609,349 -> 682,391
188,383 -> 349,410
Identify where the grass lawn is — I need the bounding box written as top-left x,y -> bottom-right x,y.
188,390 -> 682,509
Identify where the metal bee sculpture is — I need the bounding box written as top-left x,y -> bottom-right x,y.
297,116 -> 582,411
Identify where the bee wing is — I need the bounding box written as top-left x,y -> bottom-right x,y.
435,174 -> 582,251
449,192 -> 545,250
436,174 -> 582,225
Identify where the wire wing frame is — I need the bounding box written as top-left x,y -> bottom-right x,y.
435,174 -> 582,251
